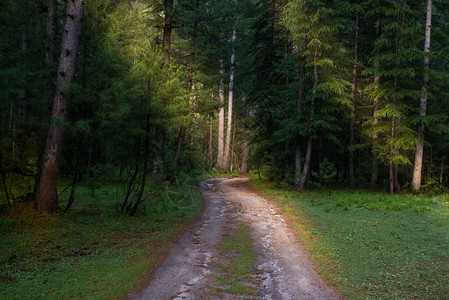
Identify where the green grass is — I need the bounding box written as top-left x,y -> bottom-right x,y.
0,178 -> 204,299
250,178 -> 449,299
208,224 -> 258,297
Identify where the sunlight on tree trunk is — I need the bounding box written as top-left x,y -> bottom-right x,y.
217,58 -> 225,171
223,23 -> 236,173
412,0 -> 432,191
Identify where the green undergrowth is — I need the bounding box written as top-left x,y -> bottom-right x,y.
0,177 -> 204,299
207,223 -> 258,298
250,178 -> 449,299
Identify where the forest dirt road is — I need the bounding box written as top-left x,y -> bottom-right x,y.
129,177 -> 340,300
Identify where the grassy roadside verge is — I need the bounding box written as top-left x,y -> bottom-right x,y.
0,177 -> 204,299
250,178 -> 449,299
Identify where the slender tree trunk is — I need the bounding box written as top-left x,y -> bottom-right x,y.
318,137 -> 323,185
295,44 -> 305,187
297,46 -> 318,191
389,161 -> 394,194
163,0 -> 173,65
173,6 -> 198,169
122,165 -> 138,212
208,115 -> 213,171
18,35 -> 27,122
217,59 -> 225,170
295,144 -> 302,186
241,141 -> 249,173
389,117 -> 396,194
412,0 -> 432,191
35,0 -> 84,213
349,13 -> 359,187
240,94 -> 250,174
394,163 -> 400,193
230,118 -> 236,174
173,126 -> 186,168
130,115 -> 150,216
2,172 -> 10,208
64,135 -> 83,212
223,24 -> 236,173
371,20 -> 381,188
440,158 -> 444,184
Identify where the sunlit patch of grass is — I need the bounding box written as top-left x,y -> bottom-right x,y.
250,178 -> 449,299
0,178 -> 204,299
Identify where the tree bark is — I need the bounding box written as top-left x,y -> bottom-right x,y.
298,139 -> 312,191
412,0 -> 432,191
35,0 -> 84,213
217,59 -> 225,171
36,0 -> 58,196
223,24 -> 236,173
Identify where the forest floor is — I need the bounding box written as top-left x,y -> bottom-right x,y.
128,177 -> 340,299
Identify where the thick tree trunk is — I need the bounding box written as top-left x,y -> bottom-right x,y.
35,0 -> 84,213
36,0 -> 58,195
412,0 -> 432,191
349,13 -> 359,187
217,59 -> 225,170
223,26 -> 236,172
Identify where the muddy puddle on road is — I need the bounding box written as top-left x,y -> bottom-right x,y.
129,177 -> 340,300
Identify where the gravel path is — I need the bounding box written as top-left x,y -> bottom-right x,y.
129,177 -> 340,300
